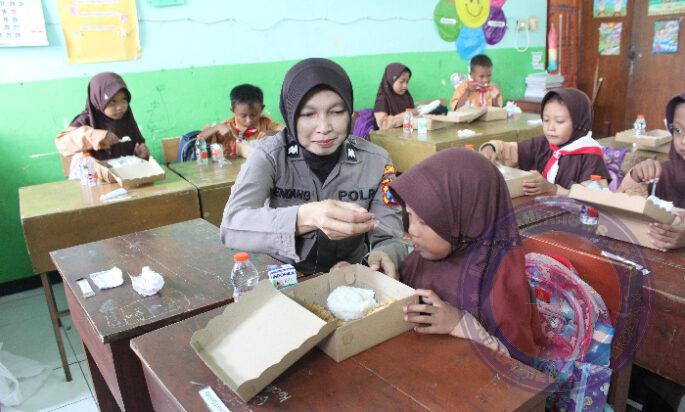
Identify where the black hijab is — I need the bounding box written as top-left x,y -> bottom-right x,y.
279,58 -> 353,183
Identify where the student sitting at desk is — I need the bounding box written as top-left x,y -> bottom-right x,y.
389,149 -> 547,364
55,72 -> 150,179
618,93 -> 685,250
198,84 -> 282,158
373,63 -> 415,130
450,54 -> 502,110
221,58 -> 407,276
479,88 -> 610,196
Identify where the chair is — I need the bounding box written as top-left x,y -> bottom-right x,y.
519,231 -> 639,411
160,137 -> 181,164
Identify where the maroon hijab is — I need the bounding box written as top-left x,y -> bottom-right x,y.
518,88 -> 610,188
373,63 -> 415,116
390,149 -> 546,364
655,93 -> 685,207
70,72 -> 145,160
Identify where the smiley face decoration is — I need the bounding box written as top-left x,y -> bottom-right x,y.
433,0 -> 508,61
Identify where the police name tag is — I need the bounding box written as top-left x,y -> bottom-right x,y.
267,264 -> 298,289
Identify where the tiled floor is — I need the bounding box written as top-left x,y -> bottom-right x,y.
0,283 -> 98,412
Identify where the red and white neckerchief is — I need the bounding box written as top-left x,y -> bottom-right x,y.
228,118 -> 258,156
541,132 -> 603,184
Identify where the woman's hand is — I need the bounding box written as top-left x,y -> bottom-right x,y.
522,171 -> 557,196
134,142 -> 150,159
630,159 -> 662,184
404,289 -> 463,334
296,200 -> 376,240
367,250 -> 397,279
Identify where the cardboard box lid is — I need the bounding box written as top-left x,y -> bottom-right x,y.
481,107 -> 508,122
429,107 -> 486,123
569,184 -> 676,225
97,156 -> 166,188
496,164 -> 534,181
190,280 -> 337,402
615,129 -> 672,148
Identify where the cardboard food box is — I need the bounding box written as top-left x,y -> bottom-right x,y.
411,115 -> 448,131
430,107 -> 487,124
569,184 -> 677,249
190,280 -> 337,402
282,264 -> 418,362
191,265 -> 417,401
96,156 -> 165,188
480,107 -> 508,122
496,165 -> 535,198
615,129 -> 672,148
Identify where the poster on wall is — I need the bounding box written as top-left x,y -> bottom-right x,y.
0,0 -> 48,47
593,0 -> 627,17
648,0 -> 685,16
57,0 -> 140,64
653,19 -> 680,53
598,22 -> 622,55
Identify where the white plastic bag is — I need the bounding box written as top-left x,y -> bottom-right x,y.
0,343 -> 51,407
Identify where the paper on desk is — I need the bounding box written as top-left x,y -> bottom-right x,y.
90,267 -> 124,290
131,266 -> 164,297
527,119 -> 543,125
99,188 -> 128,202
457,129 -> 478,138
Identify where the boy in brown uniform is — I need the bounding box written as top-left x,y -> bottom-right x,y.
199,84 -> 282,158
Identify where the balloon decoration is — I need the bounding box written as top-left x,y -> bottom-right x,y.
433,0 -> 463,42
433,0 -> 508,60
456,27 -> 487,60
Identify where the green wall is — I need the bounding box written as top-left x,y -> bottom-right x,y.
0,47 -> 543,284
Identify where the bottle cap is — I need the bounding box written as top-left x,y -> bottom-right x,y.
234,252 -> 250,262
590,175 -> 602,181
465,144 -> 474,150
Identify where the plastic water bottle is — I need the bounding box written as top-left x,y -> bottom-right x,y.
403,109 -> 413,135
579,175 -> 602,226
195,135 -> 209,165
417,115 -> 427,139
79,152 -> 98,187
633,114 -> 647,135
230,252 -> 260,301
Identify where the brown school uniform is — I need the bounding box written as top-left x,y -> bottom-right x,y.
373,63 -> 415,130
450,80 -> 503,110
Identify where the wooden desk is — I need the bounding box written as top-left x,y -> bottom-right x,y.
131,306 -> 552,412
168,159 -> 246,227
18,167 -> 200,381
370,113 -> 542,172
520,223 -> 685,386
597,136 -> 670,163
512,196 -> 569,229
50,219 -> 282,411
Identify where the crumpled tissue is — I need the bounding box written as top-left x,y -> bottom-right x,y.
457,129 -> 478,138
416,100 -> 441,116
90,267 -> 124,290
130,266 -> 165,297
504,101 -> 522,117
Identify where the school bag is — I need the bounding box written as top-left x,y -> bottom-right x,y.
602,146 -> 629,191
351,109 -> 375,140
526,252 -> 615,412
176,130 -> 201,162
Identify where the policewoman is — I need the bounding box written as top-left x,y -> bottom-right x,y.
221,58 -> 407,276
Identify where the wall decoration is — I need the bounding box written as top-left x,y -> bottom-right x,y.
456,0 -> 490,28
434,0 -> 462,42
593,0 -> 627,18
456,26 -> 487,60
598,22 -> 622,55
0,0 -> 48,47
653,19 -> 680,53
438,0 -> 507,61
57,0 -> 140,64
648,0 -> 685,16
